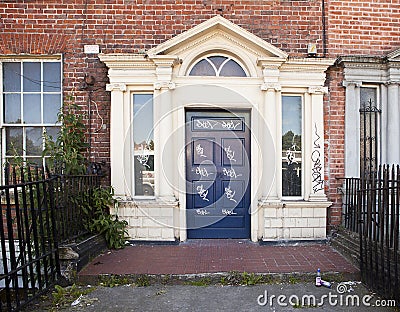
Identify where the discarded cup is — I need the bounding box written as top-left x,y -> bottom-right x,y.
320,279 -> 331,288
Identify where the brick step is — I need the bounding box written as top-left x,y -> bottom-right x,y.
330,231 -> 360,266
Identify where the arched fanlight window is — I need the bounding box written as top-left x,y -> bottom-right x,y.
189,55 -> 247,77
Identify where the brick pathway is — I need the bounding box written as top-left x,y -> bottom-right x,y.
79,240 -> 358,276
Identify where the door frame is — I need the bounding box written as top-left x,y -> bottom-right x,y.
178,105 -> 259,241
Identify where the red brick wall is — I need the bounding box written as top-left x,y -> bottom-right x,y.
327,0 -> 400,56
324,65 -> 346,229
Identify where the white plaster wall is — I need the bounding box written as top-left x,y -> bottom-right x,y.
113,201 -> 177,241
261,202 -> 328,241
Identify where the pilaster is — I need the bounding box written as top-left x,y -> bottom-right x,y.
343,81 -> 362,177
151,56 -> 179,200
308,86 -> 328,201
387,81 -> 400,164
106,83 -> 128,196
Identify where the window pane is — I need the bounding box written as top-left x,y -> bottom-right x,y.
360,87 -> 379,174
282,96 -> 302,197
133,94 -> 154,196
43,94 -> 61,123
23,62 -> 41,92
45,126 -> 60,142
26,127 -> 43,156
133,94 -> 153,144
4,94 -> 21,123
3,62 -> 21,92
6,127 -> 23,156
23,94 -> 41,123
219,59 -> 247,77
43,62 -> 61,92
189,59 -> 215,76
360,87 -> 377,109
25,157 -> 43,166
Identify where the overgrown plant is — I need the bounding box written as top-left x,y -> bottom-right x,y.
78,186 -> 128,249
43,99 -> 88,175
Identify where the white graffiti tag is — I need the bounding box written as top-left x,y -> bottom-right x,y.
222,209 -> 237,215
223,167 -> 242,178
224,186 -> 238,203
196,119 -> 217,129
197,184 -> 210,201
195,166 -> 213,177
196,144 -> 207,158
224,146 -> 236,162
221,120 -> 241,130
196,209 -> 210,215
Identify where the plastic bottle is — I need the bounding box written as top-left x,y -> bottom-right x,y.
315,268 -> 321,287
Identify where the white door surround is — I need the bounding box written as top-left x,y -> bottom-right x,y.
100,16 -> 334,242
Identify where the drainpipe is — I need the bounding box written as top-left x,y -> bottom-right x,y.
322,0 -> 327,57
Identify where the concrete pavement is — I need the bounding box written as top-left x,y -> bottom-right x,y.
53,282 -> 396,311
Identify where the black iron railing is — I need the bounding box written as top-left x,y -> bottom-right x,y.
0,165 -> 101,311
340,164 -> 400,303
359,165 -> 399,303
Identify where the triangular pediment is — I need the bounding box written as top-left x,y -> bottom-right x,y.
147,15 -> 288,59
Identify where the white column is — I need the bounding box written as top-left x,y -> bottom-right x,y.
308,86 -> 328,202
260,83 -> 281,202
154,82 -> 176,200
150,56 -> 179,201
380,84 -> 388,164
387,82 -> 400,164
258,59 -> 284,202
343,81 -> 361,177
106,83 -> 127,197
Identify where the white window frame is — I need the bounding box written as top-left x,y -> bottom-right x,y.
187,52 -> 249,77
0,56 -> 63,173
131,92 -> 155,199
281,93 -> 304,200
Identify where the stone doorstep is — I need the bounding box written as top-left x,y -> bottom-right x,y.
59,234 -> 108,285
76,271 -> 361,287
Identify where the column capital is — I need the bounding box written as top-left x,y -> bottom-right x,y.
385,80 -> 400,87
154,81 -> 176,90
257,57 -> 286,69
342,80 -> 362,88
308,86 -> 328,94
106,83 -> 127,92
261,83 -> 281,91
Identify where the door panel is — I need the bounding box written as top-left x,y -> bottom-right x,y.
186,110 -> 251,239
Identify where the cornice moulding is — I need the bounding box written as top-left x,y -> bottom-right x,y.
148,55 -> 180,66
257,57 -> 287,68
282,58 -> 335,72
99,53 -> 155,69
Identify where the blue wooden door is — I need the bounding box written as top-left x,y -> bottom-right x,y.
186,110 -> 251,238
